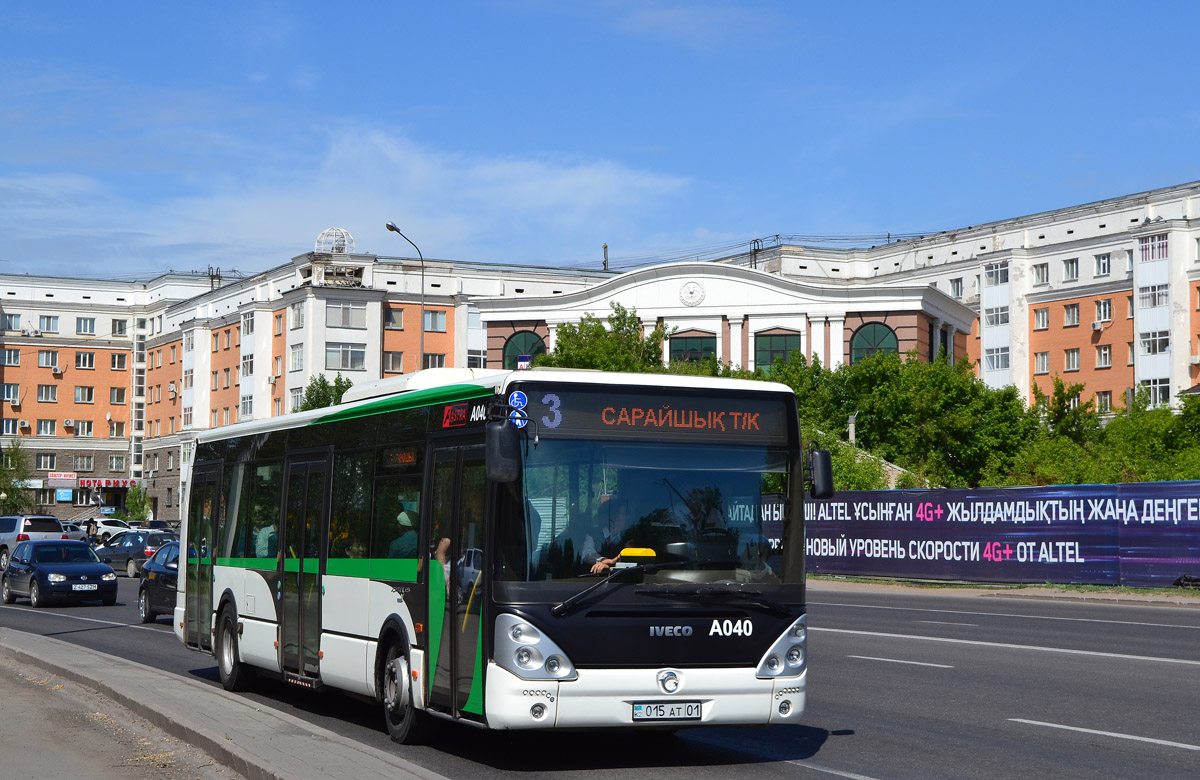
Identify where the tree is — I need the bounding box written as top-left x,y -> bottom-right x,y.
299,373 -> 354,411
116,483 -> 150,525
0,439 -> 38,515
1031,376 -> 1100,445
537,303 -> 672,372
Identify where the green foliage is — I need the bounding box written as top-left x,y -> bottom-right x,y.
537,303 -> 672,373
0,439 -> 38,514
115,483 -> 150,525
299,373 -> 354,411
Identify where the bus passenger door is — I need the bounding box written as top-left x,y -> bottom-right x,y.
279,453 -> 331,680
426,444 -> 486,721
185,464 -> 220,651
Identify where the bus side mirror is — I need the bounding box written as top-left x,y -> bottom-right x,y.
486,420 -> 521,483
808,448 -> 834,499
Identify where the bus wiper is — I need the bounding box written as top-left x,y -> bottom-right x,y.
550,562 -> 689,618
634,585 -> 792,616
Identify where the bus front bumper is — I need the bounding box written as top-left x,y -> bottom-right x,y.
483,662 -> 805,730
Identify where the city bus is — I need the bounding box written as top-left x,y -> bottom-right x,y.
175,367 -> 832,742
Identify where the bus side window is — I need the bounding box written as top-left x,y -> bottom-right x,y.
330,452 -> 373,559
371,476 -> 422,559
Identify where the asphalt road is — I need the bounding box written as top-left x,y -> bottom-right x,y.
1,575 -> 1197,780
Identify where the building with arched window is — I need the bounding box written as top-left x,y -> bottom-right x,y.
477,262 -> 974,371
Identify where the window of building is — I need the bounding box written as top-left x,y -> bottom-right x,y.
755,334 -> 803,372
422,353 -> 446,369
327,301 -> 367,328
2,383 -> 17,401
1141,331 -> 1170,355
1139,233 -> 1168,262
182,407 -> 192,427
37,384 -> 57,402
1064,348 -> 1080,371
424,310 -> 447,332
984,307 -> 1010,326
1032,263 -> 1049,286
242,313 -> 255,335
212,334 -> 219,352
170,345 -> 176,364
503,331 -> 546,370
1095,299 -> 1112,322
3,313 -> 19,330
211,409 -> 218,427
73,420 -> 92,437
1138,284 -> 1169,308
1128,342 -> 1135,365
109,420 -> 126,437
290,344 -> 304,371
273,356 -> 282,377
109,455 -> 126,471
36,419 -> 56,436
1096,344 -> 1111,369
76,351 -> 94,369
1096,391 -> 1112,413
984,262 -> 1009,286
949,278 -> 963,299
210,371 -> 218,391
183,332 -> 193,352
384,308 -> 404,329
111,353 -> 127,370
240,394 -> 253,418
290,303 -> 304,329
1127,295 -> 1135,318
74,386 -> 94,403
1064,304 -> 1080,327
273,398 -> 282,416
985,347 -> 1010,371
112,319 -> 127,336
1063,257 -> 1079,281
182,369 -> 192,389
38,350 -> 58,368
850,323 -> 899,364
1094,253 -> 1111,276
2,349 -> 18,366
1,419 -> 14,435
224,330 -> 231,349
326,342 -> 367,371
39,315 -> 58,333
36,453 -> 56,469
1142,377 -> 1170,407
289,387 -> 303,412
1035,352 -> 1049,374
274,314 -> 284,335
669,336 -> 717,363
241,355 -> 254,377
1034,308 -> 1049,330
223,368 -> 231,388
383,351 -> 405,373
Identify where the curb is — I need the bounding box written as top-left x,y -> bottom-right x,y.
0,628 -> 447,780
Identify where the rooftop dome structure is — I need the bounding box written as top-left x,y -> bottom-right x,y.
315,227 -> 355,254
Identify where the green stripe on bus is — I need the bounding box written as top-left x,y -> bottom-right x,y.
213,557 -> 420,580
316,383 -> 495,425
426,560 -> 448,698
462,617 -> 484,715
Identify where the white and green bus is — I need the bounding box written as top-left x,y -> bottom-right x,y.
175,367 -> 832,742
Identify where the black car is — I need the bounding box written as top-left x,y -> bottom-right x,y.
1,540 -> 117,607
100,530 -> 179,578
138,540 -> 179,623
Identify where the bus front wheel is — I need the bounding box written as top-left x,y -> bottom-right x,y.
217,608 -> 254,692
381,642 -> 431,744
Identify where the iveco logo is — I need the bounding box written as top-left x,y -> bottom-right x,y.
649,625 -> 693,637
657,670 -> 682,694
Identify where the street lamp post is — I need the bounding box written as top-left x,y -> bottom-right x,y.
385,222 -> 425,371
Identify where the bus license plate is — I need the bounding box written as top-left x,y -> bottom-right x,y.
632,702 -> 701,721
72,583 -> 98,591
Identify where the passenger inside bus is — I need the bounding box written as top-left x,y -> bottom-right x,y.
590,499 -> 633,574
388,502 -> 419,558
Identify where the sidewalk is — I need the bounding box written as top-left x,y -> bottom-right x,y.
0,629 -> 448,780
807,576 -> 1200,608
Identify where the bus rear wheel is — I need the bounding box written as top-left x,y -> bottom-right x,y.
217,608 -> 254,692
381,642 -> 431,744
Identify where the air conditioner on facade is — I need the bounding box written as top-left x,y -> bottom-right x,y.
51,366 -> 62,375
20,327 -> 30,336
9,398 -> 18,409
17,419 -> 28,428
1191,355 -> 1200,365
63,418 -> 74,427
1091,321 -> 1103,331
32,329 -> 40,337
168,382 -> 177,395
268,375 -> 277,385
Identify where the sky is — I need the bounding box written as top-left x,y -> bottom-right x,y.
2,1 -> 1199,281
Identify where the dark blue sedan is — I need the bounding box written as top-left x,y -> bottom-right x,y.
1,540 -> 118,607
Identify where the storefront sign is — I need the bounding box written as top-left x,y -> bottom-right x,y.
77,478 -> 144,488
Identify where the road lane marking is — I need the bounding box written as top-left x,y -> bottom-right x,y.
787,762 -> 884,780
685,732 -> 884,780
812,626 -> 1200,666
1010,718 -> 1200,751
918,620 -> 978,627
846,655 -> 953,668
810,600 -> 1200,630
0,604 -> 167,633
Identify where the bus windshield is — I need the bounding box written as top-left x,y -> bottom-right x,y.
494,437 -> 796,600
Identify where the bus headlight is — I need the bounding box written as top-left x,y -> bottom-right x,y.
495,614 -> 578,681
756,615 -> 808,679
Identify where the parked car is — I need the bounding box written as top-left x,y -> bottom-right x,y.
0,515 -> 68,570
138,540 -> 179,623
1,539 -> 117,607
85,517 -> 132,544
101,530 -> 179,578
61,523 -> 89,543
